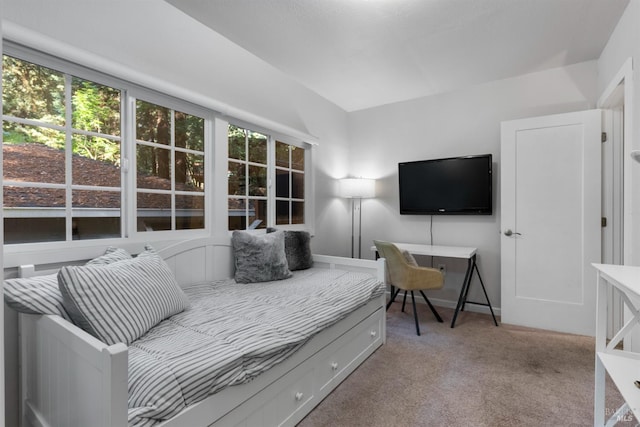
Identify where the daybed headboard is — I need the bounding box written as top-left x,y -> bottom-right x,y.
156,237 -> 234,286
3,237 -> 234,287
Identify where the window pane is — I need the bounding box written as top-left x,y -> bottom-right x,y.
71,77 -> 120,136
175,111 -> 204,151
228,161 -> 246,196
73,135 -> 120,186
248,165 -> 267,196
137,192 -> 171,231
136,100 -> 170,145
291,146 -> 305,171
276,169 -> 289,198
5,218 -> 65,244
275,141 -> 289,168
292,201 -> 304,224
73,189 -> 120,209
249,199 -> 267,229
4,186 -> 66,243
4,185 -> 65,208
248,131 -> 267,164
137,145 -> 171,190
228,197 -> 246,230
292,172 -> 304,199
276,200 -> 289,225
175,152 -> 204,191
72,190 -> 121,240
4,138 -> 65,184
176,194 -> 204,230
3,120 -> 65,151
228,125 -> 246,161
3,55 -> 65,126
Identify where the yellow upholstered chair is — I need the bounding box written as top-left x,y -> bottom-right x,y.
374,240 -> 444,335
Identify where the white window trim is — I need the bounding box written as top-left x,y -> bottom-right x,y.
227,121 -> 314,233
1,39 -> 316,261
3,44 -> 213,255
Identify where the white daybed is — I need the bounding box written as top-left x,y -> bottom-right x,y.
14,237 -> 386,427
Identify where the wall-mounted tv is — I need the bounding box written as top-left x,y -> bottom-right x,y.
398,154 -> 493,215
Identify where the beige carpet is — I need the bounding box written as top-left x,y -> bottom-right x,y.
298,303 -> 632,427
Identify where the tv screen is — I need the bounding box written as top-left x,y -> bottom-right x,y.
398,154 -> 492,215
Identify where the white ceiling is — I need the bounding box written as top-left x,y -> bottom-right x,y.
166,0 -> 629,112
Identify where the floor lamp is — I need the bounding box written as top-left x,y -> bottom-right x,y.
339,178 -> 376,258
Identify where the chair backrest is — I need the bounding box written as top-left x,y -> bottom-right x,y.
373,240 -> 443,291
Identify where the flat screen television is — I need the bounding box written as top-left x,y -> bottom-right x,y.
398,154 -> 492,215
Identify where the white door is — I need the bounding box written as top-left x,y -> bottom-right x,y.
501,110 -> 601,336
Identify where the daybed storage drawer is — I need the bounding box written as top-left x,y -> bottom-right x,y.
316,306 -> 384,395
274,369 -> 315,424
214,304 -> 385,427
236,368 -> 315,427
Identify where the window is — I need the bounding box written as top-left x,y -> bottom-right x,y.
3,55 -> 122,244
228,125 -> 268,230
228,125 -> 307,230
2,45 -> 313,245
275,141 -> 305,225
2,51 -> 210,245
135,100 -> 205,232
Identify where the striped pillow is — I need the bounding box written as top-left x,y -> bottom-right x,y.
4,274 -> 70,319
3,247 -> 132,319
58,249 -> 190,345
85,246 -> 132,266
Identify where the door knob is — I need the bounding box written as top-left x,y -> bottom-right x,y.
504,229 -> 522,237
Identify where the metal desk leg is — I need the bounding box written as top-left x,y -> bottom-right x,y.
451,257 -> 474,328
451,254 -> 499,328
474,261 -> 499,326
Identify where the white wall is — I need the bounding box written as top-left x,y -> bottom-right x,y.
348,61 -> 598,308
597,0 -> 640,266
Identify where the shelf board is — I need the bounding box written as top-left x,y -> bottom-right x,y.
598,352 -> 640,420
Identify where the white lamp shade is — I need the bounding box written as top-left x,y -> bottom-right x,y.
339,178 -> 376,198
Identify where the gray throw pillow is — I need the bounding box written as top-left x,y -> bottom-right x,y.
267,228 -> 313,271
232,230 -> 292,283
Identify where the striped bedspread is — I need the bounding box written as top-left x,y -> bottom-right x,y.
127,267 -> 385,426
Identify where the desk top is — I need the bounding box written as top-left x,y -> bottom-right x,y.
372,243 -> 477,259
592,263 -> 640,298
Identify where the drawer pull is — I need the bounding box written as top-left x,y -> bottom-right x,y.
295,392 -> 304,402
330,362 -> 339,371
370,330 -> 377,338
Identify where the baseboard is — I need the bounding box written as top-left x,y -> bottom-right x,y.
386,291 -> 501,317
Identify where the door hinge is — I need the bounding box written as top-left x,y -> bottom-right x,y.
602,217 -> 607,227
602,132 -> 607,143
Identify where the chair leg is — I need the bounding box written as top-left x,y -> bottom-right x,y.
401,290 -> 408,312
419,290 -> 443,323
411,291 -> 421,336
386,287 -> 401,311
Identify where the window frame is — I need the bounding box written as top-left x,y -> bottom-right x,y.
1,41 -> 316,263
128,92 -> 212,238
227,120 -> 314,233
2,42 -> 214,253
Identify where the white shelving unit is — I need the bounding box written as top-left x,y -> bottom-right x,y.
593,263 -> 640,426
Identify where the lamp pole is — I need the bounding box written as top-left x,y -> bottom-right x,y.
339,178 -> 375,259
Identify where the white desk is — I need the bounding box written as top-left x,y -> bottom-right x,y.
392,243 -> 477,260
373,243 -> 498,328
593,263 -> 640,426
